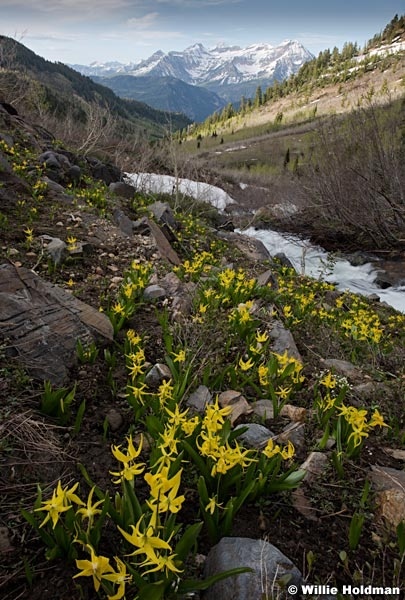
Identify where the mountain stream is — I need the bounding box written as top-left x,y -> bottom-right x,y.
241,226 -> 405,313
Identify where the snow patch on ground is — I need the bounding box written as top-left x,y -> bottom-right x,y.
126,172 -> 236,211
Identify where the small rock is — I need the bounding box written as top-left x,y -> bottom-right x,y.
43,236 -> 68,265
186,385 -> 212,413
112,208 -> 134,236
369,465 -> 405,492
256,269 -> 275,286
321,358 -> 364,383
159,271 -> 183,295
292,487 -> 318,521
383,447 -> 405,461
218,390 -> 243,406
300,451 -> 329,484
278,422 -> 305,452
280,404 -> 307,422
109,181 -> 135,200
111,276 -> 124,285
269,320 -> 302,362
132,216 -> 150,235
105,408 -> 124,432
218,390 -> 253,425
143,284 -> 166,300
145,363 -> 172,388
149,201 -> 179,230
251,399 -> 274,421
274,252 -> 294,269
375,489 -> 405,529
234,423 -> 274,449
66,165 -> 81,184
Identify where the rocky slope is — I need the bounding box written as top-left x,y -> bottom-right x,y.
0,102 -> 404,600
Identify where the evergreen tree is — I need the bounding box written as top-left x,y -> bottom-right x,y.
254,85 -> 263,108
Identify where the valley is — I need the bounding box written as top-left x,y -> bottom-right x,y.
0,13 -> 405,600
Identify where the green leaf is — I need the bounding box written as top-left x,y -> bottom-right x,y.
73,399 -> 86,435
267,469 -> 305,492
137,580 -> 166,600
174,522 -> 203,562
396,521 -> 405,556
178,567 -> 253,593
181,439 -> 211,481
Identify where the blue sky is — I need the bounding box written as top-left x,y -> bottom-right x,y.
0,0 -> 403,65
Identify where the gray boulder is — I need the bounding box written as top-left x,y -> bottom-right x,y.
0,263 -> 113,385
203,537 -> 302,600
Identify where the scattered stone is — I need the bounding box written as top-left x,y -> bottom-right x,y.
109,181 -> 135,200
218,390 -> 253,425
171,281 -> 197,318
143,284 -> 167,301
112,208 -> 134,237
145,363 -> 172,388
87,157 -> 121,185
42,236 -> 68,265
132,216 -> 150,235
42,177 -> 66,194
299,451 -> 329,484
202,537 -> 302,600
280,404 -> 307,422
375,489 -> 405,528
216,231 -> 271,261
105,408 -> 124,432
186,385 -> 212,413
251,399 -> 274,421
159,271 -> 183,295
292,487 -> 318,521
269,320 -> 302,362
256,269 -> 275,287
0,263 -> 113,385
147,218 -> 181,266
234,423 -> 274,449
321,358 -> 364,383
149,201 -> 179,230
278,422 -> 306,452
274,252 -> 294,269
369,465 -> 405,492
66,165 -> 81,184
383,448 -> 405,461
218,390 -> 243,406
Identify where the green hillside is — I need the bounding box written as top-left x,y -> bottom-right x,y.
0,35 -> 190,145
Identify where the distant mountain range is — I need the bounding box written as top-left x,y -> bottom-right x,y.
71,40 -> 314,121
0,35 -> 190,138
91,75 -> 225,123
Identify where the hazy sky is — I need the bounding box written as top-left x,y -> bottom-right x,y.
1,0 -> 403,65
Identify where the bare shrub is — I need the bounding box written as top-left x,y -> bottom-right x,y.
300,99 -> 405,248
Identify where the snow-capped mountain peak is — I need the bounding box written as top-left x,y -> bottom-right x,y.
72,40 -> 313,87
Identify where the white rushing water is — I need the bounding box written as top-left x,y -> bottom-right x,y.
126,172 -> 405,313
241,227 -> 405,313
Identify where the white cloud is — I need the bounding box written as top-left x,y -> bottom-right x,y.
127,12 -> 160,29
155,0 -> 241,5
2,0 -> 134,14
